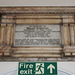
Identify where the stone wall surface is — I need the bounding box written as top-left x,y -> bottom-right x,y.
0,7 -> 75,61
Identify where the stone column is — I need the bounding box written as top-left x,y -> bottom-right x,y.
70,24 -> 74,45
63,24 -> 69,46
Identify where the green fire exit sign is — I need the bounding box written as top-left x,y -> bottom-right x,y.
18,62 -> 57,75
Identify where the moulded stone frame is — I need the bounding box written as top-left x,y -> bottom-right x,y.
0,7 -> 75,58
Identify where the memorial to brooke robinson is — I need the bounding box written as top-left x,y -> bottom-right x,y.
0,6 -> 75,61
14,25 -> 61,46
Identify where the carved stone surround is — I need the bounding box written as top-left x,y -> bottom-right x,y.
0,7 -> 75,61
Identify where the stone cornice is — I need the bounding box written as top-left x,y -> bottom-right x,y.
0,6 -> 75,14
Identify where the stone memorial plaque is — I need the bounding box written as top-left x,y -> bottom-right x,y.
14,25 -> 61,46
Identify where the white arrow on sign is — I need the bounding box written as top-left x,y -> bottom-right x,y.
47,64 -> 55,73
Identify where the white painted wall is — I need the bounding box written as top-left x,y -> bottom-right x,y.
0,62 -> 75,75
0,0 -> 75,6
